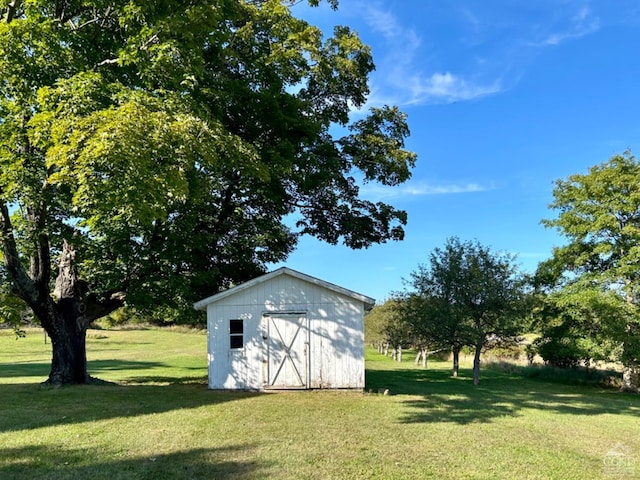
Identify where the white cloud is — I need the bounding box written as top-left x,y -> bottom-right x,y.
303,0 -> 611,110
360,4 -> 404,40
360,181 -> 492,201
529,5 -> 600,46
353,2 -> 503,107
407,72 -> 502,104
525,1 -> 601,47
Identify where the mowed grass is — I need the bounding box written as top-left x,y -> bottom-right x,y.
1,328 -> 639,479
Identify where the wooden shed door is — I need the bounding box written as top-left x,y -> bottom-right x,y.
265,313 -> 309,389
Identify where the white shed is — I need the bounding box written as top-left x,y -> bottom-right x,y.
193,267 -> 375,390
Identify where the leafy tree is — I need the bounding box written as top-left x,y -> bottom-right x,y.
365,298 -> 411,359
404,237 -> 527,385
533,308 -> 613,369
531,264 -> 618,369
364,299 -> 390,348
401,242 -> 473,377
398,292 -> 447,368
380,298 -> 413,361
542,151 -> 640,391
0,0 -> 416,386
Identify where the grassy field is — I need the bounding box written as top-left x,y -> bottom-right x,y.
1,328 -> 639,480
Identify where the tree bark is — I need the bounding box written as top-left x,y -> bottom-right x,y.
473,342 -> 482,386
452,345 -> 460,377
44,240 -> 91,385
414,347 -> 427,367
621,365 -> 639,393
47,307 -> 90,385
5,237 -> 123,386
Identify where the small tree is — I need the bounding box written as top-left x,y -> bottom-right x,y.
400,292 -> 449,368
404,237 -> 527,385
401,290 -> 469,376
365,299 -> 392,351
381,299 -> 412,361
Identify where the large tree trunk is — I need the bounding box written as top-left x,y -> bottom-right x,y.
452,345 -> 460,377
473,342 -> 482,386
47,307 -> 90,385
43,241 -> 123,386
2,200 -> 123,387
45,241 -> 92,385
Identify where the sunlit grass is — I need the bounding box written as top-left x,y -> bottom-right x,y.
1,328 -> 639,479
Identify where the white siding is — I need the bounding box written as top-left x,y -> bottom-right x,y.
205,271 -> 367,390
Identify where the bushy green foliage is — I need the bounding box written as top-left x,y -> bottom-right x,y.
487,360 -> 623,389
1,0 -> 416,318
541,151 -> 640,390
400,237 -> 529,383
0,281 -> 30,337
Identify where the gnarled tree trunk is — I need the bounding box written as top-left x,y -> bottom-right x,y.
47,310 -> 90,385
42,240 -> 90,385
43,241 -> 124,386
1,207 -> 123,386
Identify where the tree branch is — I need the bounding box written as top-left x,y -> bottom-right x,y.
83,291 -> 126,324
95,57 -> 119,68
0,199 -> 40,306
141,34 -> 159,50
4,0 -> 20,23
95,31 -> 158,68
26,205 -> 51,290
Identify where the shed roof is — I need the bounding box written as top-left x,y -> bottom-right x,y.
193,267 -> 376,311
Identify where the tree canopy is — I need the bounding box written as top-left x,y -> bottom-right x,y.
402,237 -> 527,385
0,0 -> 416,385
541,151 -> 640,391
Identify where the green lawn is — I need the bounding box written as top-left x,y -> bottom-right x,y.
1,328 -> 639,479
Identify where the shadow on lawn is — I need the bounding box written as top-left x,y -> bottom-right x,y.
0,359 -> 259,435
0,359 -> 175,379
0,444 -> 268,480
366,364 -> 640,425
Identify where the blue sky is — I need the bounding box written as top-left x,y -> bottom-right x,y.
273,0 -> 640,303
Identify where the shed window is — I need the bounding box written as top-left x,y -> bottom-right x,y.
229,319 -> 243,349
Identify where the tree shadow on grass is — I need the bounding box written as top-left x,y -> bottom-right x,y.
0,359 -> 174,379
366,364 -> 640,425
0,444 -> 268,480
0,359 -> 261,434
